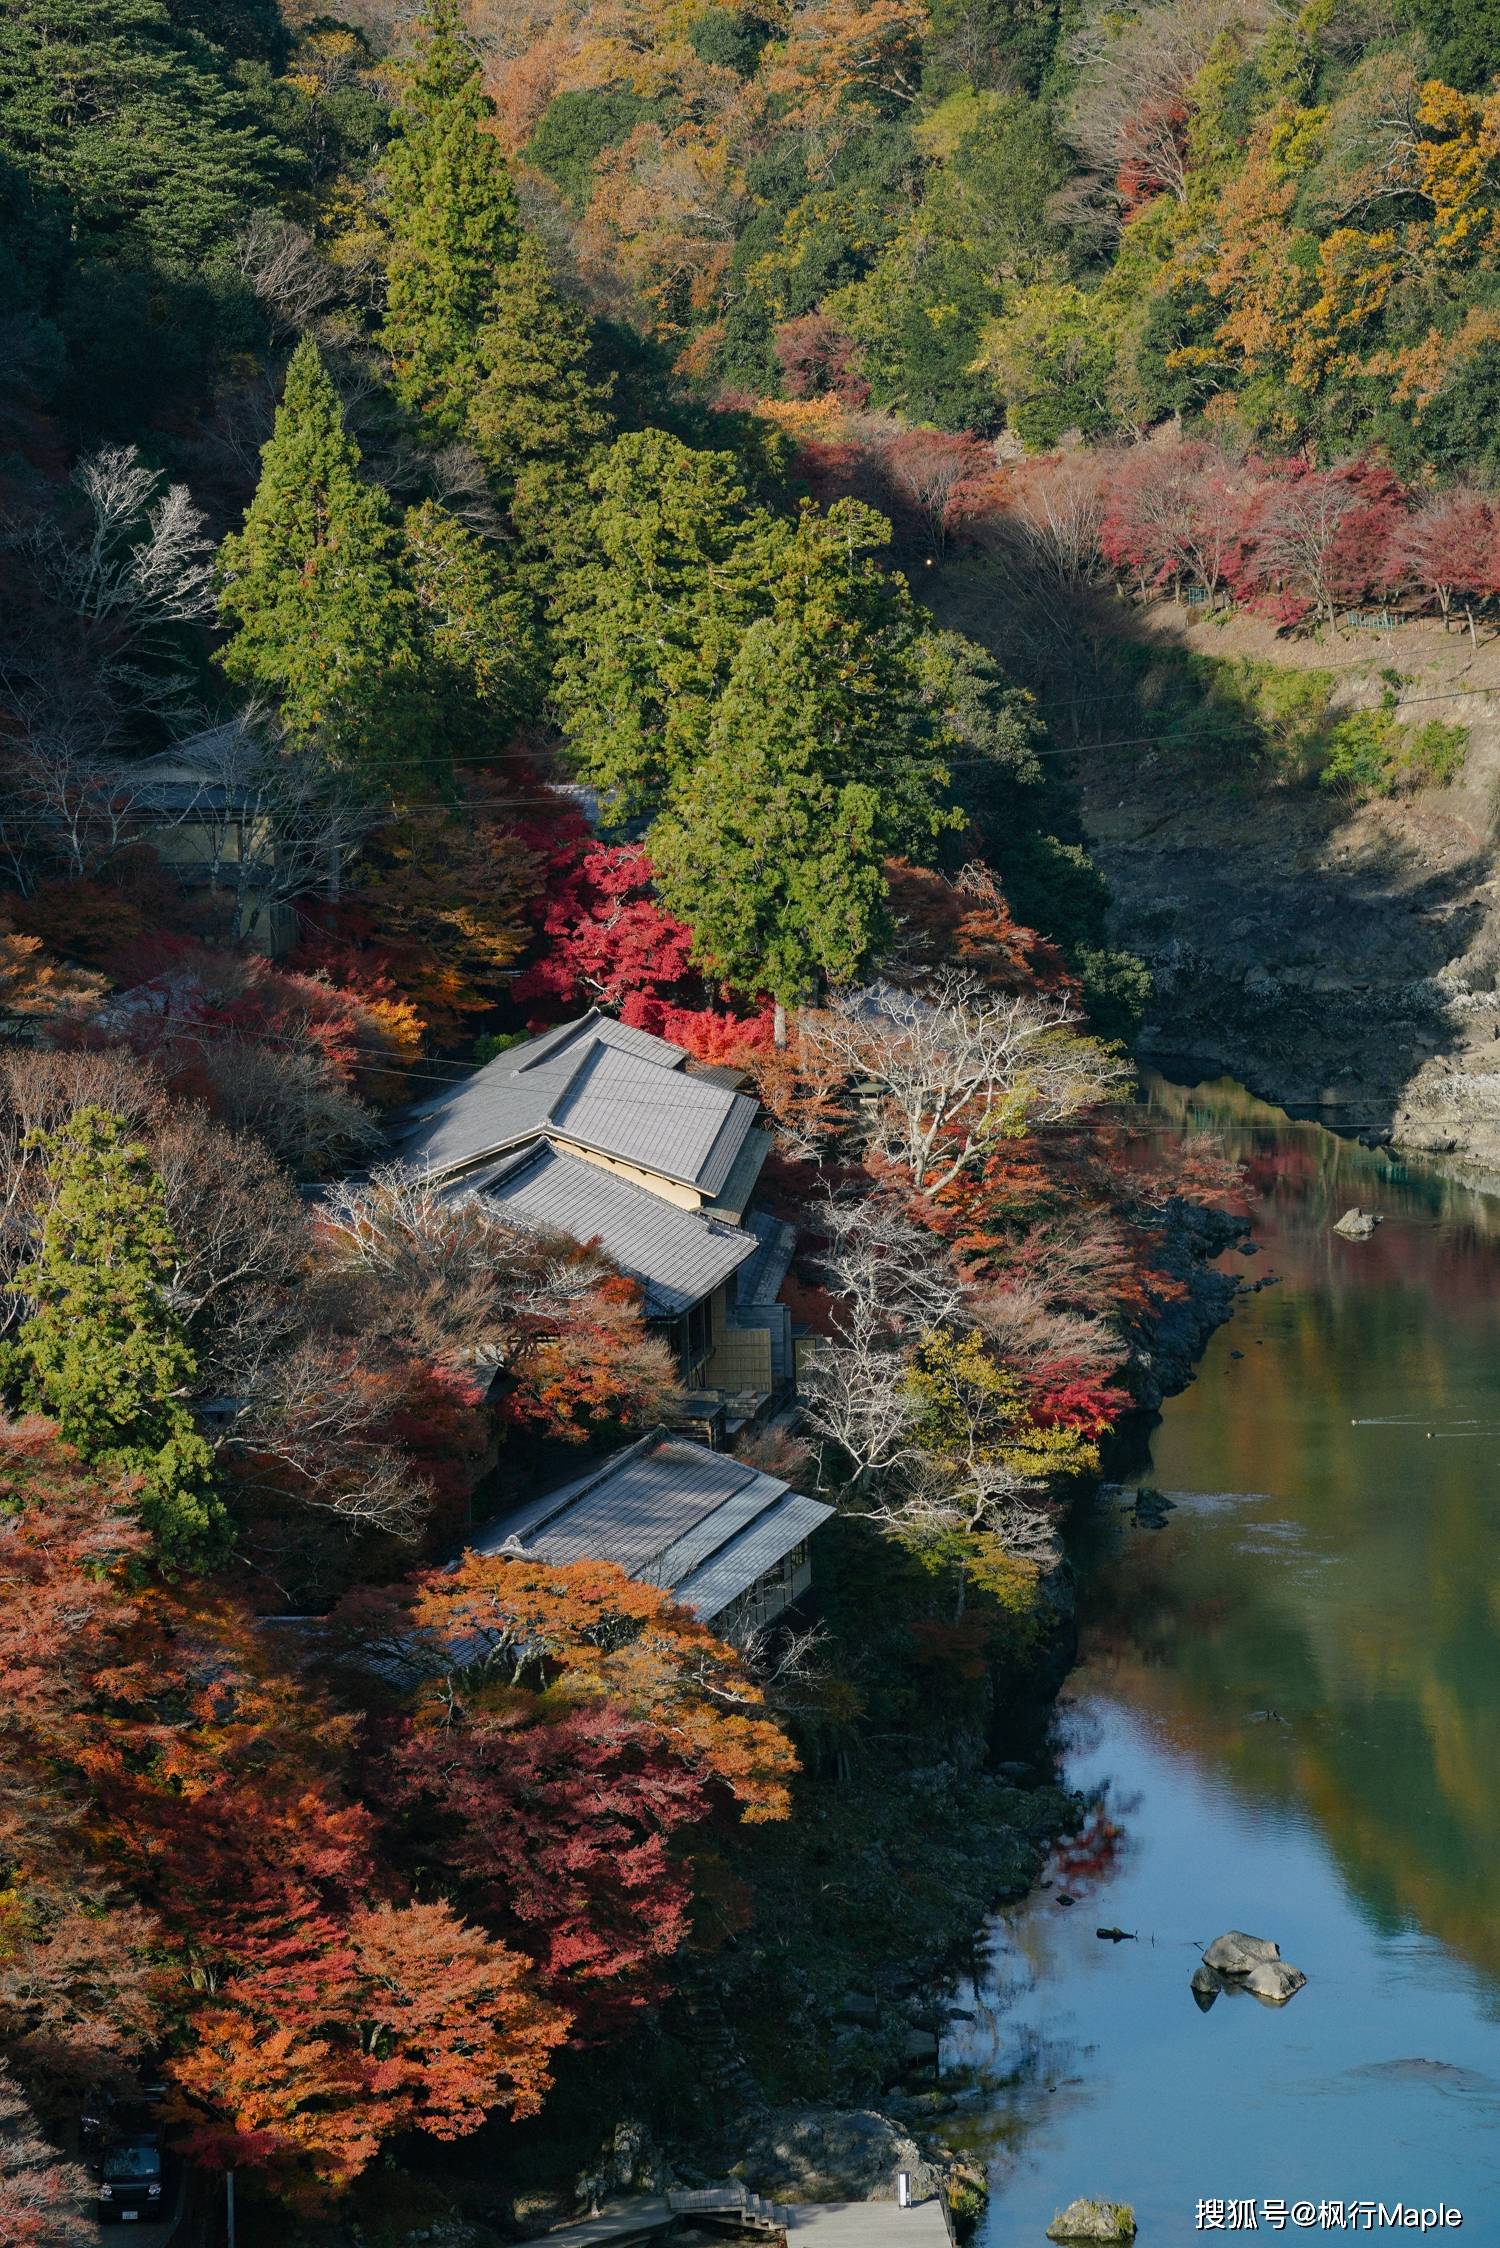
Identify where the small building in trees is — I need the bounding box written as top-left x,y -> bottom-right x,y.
103,721 -> 364,956
471,1429 -> 833,1636
394,1012 -> 797,1423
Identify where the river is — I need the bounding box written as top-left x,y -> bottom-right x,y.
955,1075 -> 1500,2243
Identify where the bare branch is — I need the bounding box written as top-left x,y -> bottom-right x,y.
806,974 -> 1130,1196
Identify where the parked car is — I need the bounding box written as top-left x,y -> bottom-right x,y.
93,2131 -> 168,2225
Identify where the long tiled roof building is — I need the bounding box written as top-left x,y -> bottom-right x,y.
393,1012 -> 791,1417
473,1430 -> 833,1632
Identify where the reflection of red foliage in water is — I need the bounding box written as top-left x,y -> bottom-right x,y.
1049,1805 -> 1125,1892
1240,1140 -> 1318,1201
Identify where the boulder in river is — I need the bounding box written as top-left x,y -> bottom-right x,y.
1046,2199 -> 1137,2242
1333,1207 -> 1382,1240
1202,1930 -> 1283,1975
1245,1958 -> 1308,2005
1190,1964 -> 1222,2013
1197,1932 -> 1307,2008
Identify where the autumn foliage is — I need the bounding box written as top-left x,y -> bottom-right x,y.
353,1554 -> 796,2029
0,1419 -> 567,2201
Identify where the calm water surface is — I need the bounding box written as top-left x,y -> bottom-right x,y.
960,1077 -> 1500,2243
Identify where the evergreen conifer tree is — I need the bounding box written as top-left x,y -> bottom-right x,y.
651,592 -> 954,1003
402,497 -> 544,747
469,234 -> 614,537
551,430 -> 763,812
380,0 -> 519,440
0,0 -> 279,269
6,1108 -> 228,1572
218,335 -> 419,769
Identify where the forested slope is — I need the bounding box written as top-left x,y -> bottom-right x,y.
0,6 -> 1250,2241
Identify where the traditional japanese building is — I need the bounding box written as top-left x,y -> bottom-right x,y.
471,1428 -> 833,1636
393,1011 -> 797,1425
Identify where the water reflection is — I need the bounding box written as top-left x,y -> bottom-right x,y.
964,1076 -> 1500,2241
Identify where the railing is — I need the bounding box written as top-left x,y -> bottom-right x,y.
1339,608 -> 1397,633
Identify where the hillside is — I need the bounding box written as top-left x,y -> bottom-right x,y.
386,0 -> 1500,1168
0,6 -> 1242,2242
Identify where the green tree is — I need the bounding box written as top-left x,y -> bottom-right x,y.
0,0 -> 281,269
6,1109 -> 227,1571
402,497 -> 544,748
827,225 -> 1003,429
469,234 -> 614,539
218,336 -> 419,769
520,87 -> 655,207
975,278 -> 1118,448
1411,0 -> 1500,91
551,430 -> 762,811
651,600 -> 952,1004
380,0 -> 519,440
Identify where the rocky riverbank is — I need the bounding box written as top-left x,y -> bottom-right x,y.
1073,676 -> 1500,1180
610,1186 -> 1251,2236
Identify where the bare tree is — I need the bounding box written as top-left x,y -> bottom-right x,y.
867,1452 -> 1058,1559
806,974 -> 1130,1197
977,452 -> 1120,726
989,451 -> 1111,600
225,1336 -> 433,1541
0,710 -> 153,887
800,1195 -> 962,1490
236,210 -> 343,337
1064,0 -> 1262,206
149,1105 -> 310,1393
316,1162 -> 608,1366
802,1323 -> 922,1493
1252,467 -> 1364,631
201,1041 -> 381,1175
153,716 -> 378,944
814,1192 -> 964,1332
0,445 -> 216,780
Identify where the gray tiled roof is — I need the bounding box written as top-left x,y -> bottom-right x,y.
675,1490 -> 833,1618
472,1142 -> 755,1317
710,1122 -> 772,1222
469,1432 -> 834,1621
392,1011 -> 759,1193
736,1209 -> 798,1308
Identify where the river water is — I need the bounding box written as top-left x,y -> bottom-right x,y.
958,1076 -> 1500,2243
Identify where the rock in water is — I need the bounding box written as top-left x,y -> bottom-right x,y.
1333,1207 -> 1381,1240
1197,1933 -> 1307,2007
1245,1959 -> 1307,2005
1203,1930 -> 1283,1976
1046,2199 -> 1137,2242
1190,1964 -> 1223,2013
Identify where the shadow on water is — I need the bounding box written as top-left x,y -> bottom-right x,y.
953,1073 -> 1500,2241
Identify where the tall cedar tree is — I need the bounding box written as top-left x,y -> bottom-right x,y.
654,613 -> 925,1003
218,336 -> 419,770
551,431 -> 766,812
380,0 -> 519,441
402,496 -> 543,746
5,1108 -> 227,1571
469,234 -> 614,537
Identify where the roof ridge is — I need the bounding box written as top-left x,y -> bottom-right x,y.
503,1428 -> 665,1549
510,1012 -> 597,1074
